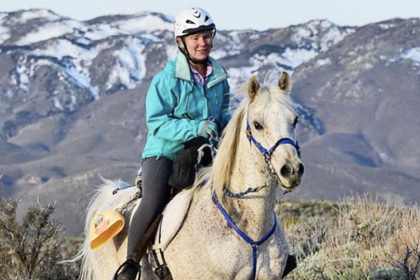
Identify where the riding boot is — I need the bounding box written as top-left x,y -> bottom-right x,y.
132,213 -> 162,260
115,214 -> 163,280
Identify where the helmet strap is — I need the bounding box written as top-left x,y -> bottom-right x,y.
179,37 -> 209,65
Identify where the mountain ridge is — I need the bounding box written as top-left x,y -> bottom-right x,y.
0,9 -> 419,235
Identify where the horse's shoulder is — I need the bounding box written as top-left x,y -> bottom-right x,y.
157,189 -> 195,251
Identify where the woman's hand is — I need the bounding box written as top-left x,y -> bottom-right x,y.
197,120 -> 218,139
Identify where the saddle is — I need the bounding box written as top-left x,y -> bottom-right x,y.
148,187 -> 194,279
130,186 -> 194,279
91,139 -> 212,278
89,179 -> 194,279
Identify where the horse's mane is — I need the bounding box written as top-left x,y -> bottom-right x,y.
212,100 -> 247,201
194,82 -> 295,203
192,98 -> 246,202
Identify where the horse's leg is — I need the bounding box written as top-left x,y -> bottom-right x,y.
90,237 -> 127,279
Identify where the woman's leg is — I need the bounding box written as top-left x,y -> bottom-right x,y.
126,156 -> 173,259
116,157 -> 173,280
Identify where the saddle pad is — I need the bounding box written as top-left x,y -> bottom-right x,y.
154,188 -> 195,252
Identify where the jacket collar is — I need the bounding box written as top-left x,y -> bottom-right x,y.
174,53 -> 228,88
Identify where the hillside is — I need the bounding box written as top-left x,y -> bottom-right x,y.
0,9 -> 419,234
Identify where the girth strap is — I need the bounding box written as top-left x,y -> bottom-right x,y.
212,195 -> 277,280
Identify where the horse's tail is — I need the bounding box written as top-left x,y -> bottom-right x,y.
76,178 -> 132,280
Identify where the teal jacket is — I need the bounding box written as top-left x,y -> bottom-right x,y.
142,53 -> 230,160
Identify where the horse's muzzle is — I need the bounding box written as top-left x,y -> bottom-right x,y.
279,162 -> 304,190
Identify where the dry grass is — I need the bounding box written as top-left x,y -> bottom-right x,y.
277,195 -> 420,279
2,194 -> 418,279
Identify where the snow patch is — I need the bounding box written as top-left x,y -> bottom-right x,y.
320,28 -> 353,51
2,89 -> 14,99
0,13 -> 10,43
64,64 -> 99,100
227,66 -> 257,91
53,97 -> 64,110
294,103 -> 325,134
291,27 -> 312,46
379,152 -> 389,162
401,47 -> 420,63
211,48 -> 240,59
227,30 -> 252,42
106,39 -> 146,90
84,23 -> 121,41
16,20 -> 84,45
379,23 -> 395,30
28,38 -> 100,100
0,25 -> 9,44
137,32 -> 164,42
116,15 -> 172,33
30,38 -> 97,60
318,20 -> 334,30
18,9 -> 61,22
166,45 -> 178,61
281,48 -> 318,68
16,57 -> 30,93
316,58 -> 331,67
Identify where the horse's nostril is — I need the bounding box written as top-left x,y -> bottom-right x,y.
280,164 -> 292,178
298,163 -> 304,176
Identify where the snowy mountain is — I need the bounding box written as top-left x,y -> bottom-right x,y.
0,9 -> 419,235
0,10 -> 353,116
288,18 -> 420,203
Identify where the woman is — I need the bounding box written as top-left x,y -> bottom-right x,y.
115,7 -> 230,280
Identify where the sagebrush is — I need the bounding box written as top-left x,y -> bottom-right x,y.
1,194 -> 418,279
0,197 -> 81,280
277,195 -> 420,279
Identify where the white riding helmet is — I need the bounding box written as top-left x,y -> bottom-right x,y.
174,8 -> 216,38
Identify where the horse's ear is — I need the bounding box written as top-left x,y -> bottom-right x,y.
278,72 -> 291,93
247,76 -> 260,102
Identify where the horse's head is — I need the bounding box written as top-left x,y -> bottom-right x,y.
246,72 -> 304,192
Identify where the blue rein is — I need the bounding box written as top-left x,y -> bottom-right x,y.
212,195 -> 277,280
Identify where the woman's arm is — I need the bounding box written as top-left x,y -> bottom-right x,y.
145,74 -> 200,142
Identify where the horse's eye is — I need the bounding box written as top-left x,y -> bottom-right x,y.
293,117 -> 299,128
253,121 -> 263,130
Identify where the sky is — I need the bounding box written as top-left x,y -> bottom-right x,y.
2,0 -> 420,30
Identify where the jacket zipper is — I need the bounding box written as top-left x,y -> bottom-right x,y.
203,84 -> 210,118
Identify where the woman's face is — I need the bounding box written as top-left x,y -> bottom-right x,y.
179,30 -> 213,61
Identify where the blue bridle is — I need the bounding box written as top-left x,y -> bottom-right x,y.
245,107 -> 300,166
208,107 -> 301,279
212,195 -> 277,280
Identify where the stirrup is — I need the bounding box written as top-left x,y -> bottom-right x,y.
135,175 -> 142,189
113,259 -> 141,280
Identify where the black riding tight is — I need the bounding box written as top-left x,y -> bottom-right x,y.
126,156 -> 173,258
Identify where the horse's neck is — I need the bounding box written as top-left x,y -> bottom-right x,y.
225,131 -> 277,240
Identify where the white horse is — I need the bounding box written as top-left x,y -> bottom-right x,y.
78,73 -> 304,279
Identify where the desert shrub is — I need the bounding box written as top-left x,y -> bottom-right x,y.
0,197 -> 80,280
277,196 -> 420,279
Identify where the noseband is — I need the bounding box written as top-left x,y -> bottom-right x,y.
245,106 -> 300,178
